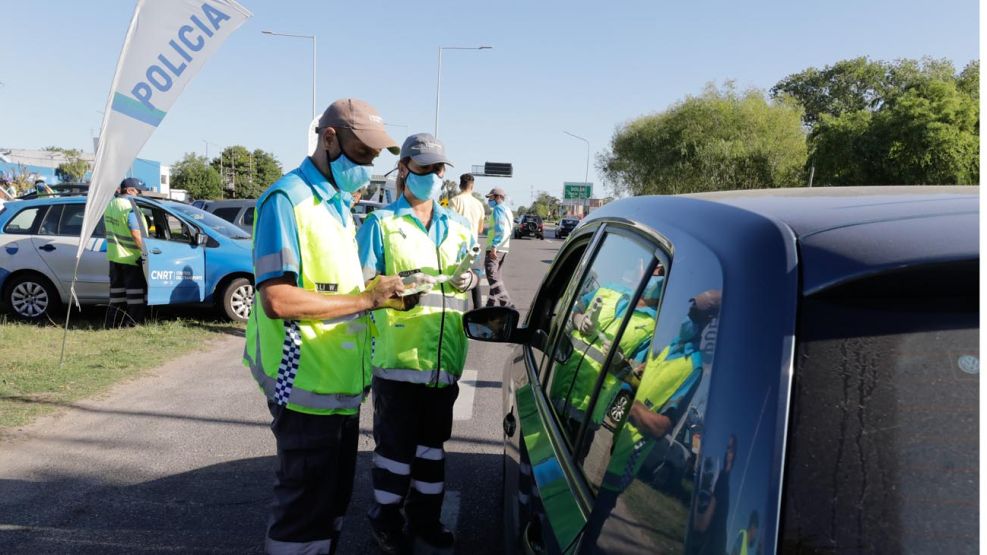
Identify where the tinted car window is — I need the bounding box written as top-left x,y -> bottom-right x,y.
58,204 -> 86,236
583,241 -> 723,554
243,207 -> 255,226
212,207 -> 241,223
3,207 -> 43,234
578,260 -> 666,494
167,203 -> 250,240
544,231 -> 656,447
781,290 -> 978,553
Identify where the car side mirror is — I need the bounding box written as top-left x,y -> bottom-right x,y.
191,230 -> 207,246
554,335 -> 574,363
463,307 -> 527,343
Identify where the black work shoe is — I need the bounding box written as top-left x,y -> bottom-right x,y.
369,519 -> 410,555
411,522 -> 455,550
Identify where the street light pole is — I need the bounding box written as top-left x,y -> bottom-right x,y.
262,30 -> 318,121
434,45 -> 492,138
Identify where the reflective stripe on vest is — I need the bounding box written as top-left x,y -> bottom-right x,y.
244,175 -> 369,415
373,366 -> 460,386
418,290 -> 470,312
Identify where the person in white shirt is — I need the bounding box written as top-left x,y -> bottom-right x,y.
447,173 -> 486,309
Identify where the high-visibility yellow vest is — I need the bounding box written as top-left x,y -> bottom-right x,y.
103,197 -> 141,265
243,176 -> 370,416
551,287 -> 654,423
601,339 -> 702,492
370,212 -> 473,387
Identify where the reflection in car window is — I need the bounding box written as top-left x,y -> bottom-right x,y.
164,213 -> 192,243
58,204 -> 86,237
579,262 -> 665,493
3,207 -> 43,234
544,231 -> 656,447
243,207 -> 255,226
584,263 -> 723,553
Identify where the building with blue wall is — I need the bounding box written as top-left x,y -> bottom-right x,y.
0,148 -> 164,192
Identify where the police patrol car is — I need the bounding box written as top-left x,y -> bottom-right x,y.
0,195 -> 254,322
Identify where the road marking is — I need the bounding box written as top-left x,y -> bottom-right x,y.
454,370 -> 478,421
440,490 -> 461,532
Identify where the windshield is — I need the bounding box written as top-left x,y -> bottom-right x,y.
166,202 -> 251,239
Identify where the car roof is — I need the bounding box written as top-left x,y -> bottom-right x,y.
586,186 -> 978,295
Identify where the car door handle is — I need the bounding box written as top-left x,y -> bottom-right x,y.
503,413 -> 517,438
38,244 -> 56,252
150,248 -> 162,254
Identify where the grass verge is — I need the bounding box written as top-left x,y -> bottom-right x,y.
0,310 -> 242,432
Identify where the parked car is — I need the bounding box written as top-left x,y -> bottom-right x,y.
194,199 -> 256,234
0,196 -> 255,322
515,214 -> 544,240
16,183 -> 90,199
554,216 -> 579,239
464,186 -> 978,554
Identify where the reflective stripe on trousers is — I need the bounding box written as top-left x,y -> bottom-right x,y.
265,536 -> 332,555
372,366 -> 460,386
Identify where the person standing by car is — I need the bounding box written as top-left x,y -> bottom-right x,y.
102,178 -> 147,328
244,98 -> 408,555
356,133 -> 477,554
448,173 -> 485,309
484,187 -> 514,308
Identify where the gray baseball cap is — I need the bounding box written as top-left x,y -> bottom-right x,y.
400,133 -> 453,167
486,187 -> 507,198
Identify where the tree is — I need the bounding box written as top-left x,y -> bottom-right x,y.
529,192 -> 562,219
598,83 -> 808,196
43,147 -> 90,183
172,153 -> 223,200
775,57 -> 979,185
210,146 -> 283,199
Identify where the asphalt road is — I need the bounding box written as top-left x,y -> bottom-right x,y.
0,230 -> 563,554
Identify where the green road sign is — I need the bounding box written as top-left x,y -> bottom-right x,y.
563,182 -> 592,200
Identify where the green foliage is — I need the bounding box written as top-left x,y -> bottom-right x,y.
775,57 -> 980,185
530,192 -> 562,219
48,147 -> 90,183
172,153 -> 223,200
210,146 -> 283,199
598,83 -> 808,195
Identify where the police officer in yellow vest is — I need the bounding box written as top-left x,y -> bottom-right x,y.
244,98 -> 408,555
356,133 -> 478,554
102,177 -> 147,328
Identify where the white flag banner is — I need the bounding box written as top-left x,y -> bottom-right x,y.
76,0 -> 251,261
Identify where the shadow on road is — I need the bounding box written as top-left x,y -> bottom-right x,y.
0,451 -> 504,555
0,396 -> 267,429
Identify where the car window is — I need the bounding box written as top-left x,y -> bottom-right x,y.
543,231 -> 657,447
577,260 -> 666,494
782,287 -> 977,553
38,205 -> 63,236
58,204 -> 86,236
243,207 -> 255,226
3,206 -> 43,234
212,206 -> 241,223
167,202 -> 251,240
584,244 -> 723,553
164,213 -> 193,243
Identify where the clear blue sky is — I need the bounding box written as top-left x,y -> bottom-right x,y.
0,0 -> 979,206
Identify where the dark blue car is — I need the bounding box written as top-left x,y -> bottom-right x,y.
465,186 -> 978,554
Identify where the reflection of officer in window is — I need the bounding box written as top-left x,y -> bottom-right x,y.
551,269 -> 662,438
731,511 -> 759,555
582,289 -> 721,553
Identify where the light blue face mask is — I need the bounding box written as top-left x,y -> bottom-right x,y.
406,171 -> 443,201
328,150 -> 372,193
487,199 -> 497,208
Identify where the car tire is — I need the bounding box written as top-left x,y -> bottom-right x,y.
221,277 -> 254,322
4,272 -> 60,323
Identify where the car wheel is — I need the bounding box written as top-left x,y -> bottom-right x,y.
4,272 -> 60,323
221,277 -> 253,322
608,392 -> 632,423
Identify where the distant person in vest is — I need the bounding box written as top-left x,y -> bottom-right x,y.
102,177 -> 147,328
484,187 -> 515,308
447,173 -> 486,309
243,98 -> 408,555
356,133 -> 478,554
